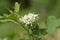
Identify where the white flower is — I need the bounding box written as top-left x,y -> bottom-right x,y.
19,13 -> 39,25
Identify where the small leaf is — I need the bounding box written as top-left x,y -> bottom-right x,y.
31,24 -> 40,35
3,14 -> 9,18
14,2 -> 20,13
8,9 -> 13,14
0,19 -> 18,24
8,14 -> 19,21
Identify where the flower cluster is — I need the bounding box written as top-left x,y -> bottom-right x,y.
19,13 -> 39,25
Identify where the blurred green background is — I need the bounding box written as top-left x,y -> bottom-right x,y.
0,0 -> 60,17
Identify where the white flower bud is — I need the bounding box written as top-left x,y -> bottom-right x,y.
19,13 -> 39,25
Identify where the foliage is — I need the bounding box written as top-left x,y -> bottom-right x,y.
46,16 -> 60,35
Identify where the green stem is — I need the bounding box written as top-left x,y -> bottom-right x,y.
17,22 -> 28,32
17,21 -> 37,40
18,22 -> 33,40
27,26 -> 33,40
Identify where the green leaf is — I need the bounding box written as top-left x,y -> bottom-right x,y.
8,14 -> 19,21
47,16 -> 58,35
14,2 -> 20,13
8,9 -> 13,14
31,24 -> 40,35
3,14 -> 9,18
7,2 -> 20,21
0,19 -> 18,24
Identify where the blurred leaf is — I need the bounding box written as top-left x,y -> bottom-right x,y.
31,24 -> 40,35
7,2 -> 20,21
8,9 -> 13,14
0,19 -> 18,25
14,2 -> 20,13
47,16 -> 58,34
3,14 -> 9,19
8,14 -> 19,21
